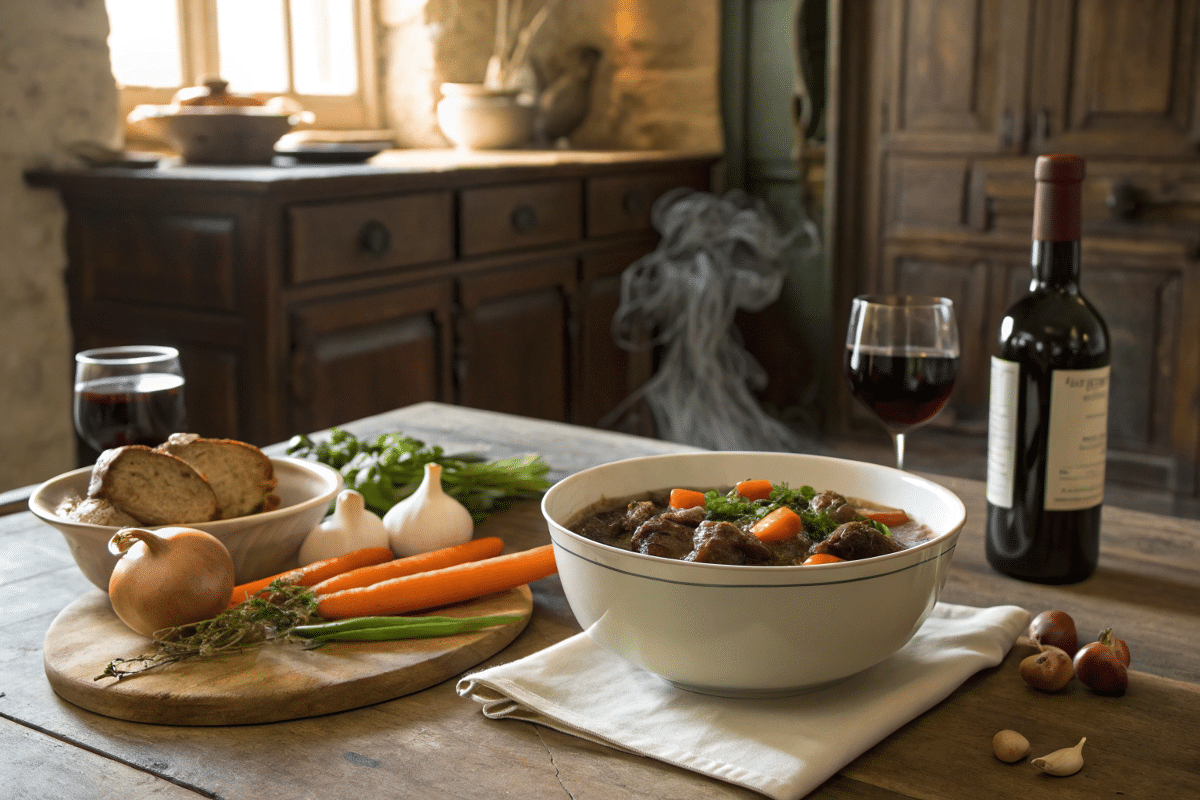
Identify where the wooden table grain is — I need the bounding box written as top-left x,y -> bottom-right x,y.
2,402 -> 1198,799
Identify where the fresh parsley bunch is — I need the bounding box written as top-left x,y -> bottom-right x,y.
287,429 -> 552,523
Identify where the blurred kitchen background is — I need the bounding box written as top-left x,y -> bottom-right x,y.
2,0 -> 1199,520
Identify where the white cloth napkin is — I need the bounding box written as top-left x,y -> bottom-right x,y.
457,602 -> 1029,800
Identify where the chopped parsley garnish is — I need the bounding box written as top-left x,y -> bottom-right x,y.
700,482 -> 890,543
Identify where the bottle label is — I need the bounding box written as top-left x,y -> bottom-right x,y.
986,357 -> 1020,508
1045,366 -> 1109,510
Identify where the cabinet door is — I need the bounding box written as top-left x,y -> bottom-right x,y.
288,281 -> 454,434
1031,0 -> 1200,157
456,259 -> 577,422
1078,242 -> 1199,492
879,0 -> 1032,154
574,243 -> 656,430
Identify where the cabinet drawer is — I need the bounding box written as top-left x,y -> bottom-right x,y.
586,171 -> 704,238
459,180 -> 582,257
288,192 -> 454,284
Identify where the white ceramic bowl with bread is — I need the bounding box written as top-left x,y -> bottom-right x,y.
30,452 -> 342,591
540,451 -> 966,697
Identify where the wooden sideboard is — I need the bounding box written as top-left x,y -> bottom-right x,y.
28,150 -> 715,450
827,0 -> 1200,498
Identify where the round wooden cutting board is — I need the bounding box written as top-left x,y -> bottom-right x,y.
43,586 -> 532,726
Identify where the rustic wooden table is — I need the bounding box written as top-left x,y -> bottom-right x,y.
3,402 -> 1198,798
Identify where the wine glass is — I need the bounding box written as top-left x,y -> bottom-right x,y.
73,346 -> 187,454
844,295 -> 960,470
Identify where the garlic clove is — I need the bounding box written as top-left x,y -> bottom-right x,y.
1031,736 -> 1086,776
383,462 -> 475,557
298,489 -> 389,565
992,729 -> 1030,763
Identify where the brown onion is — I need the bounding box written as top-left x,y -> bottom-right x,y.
1074,638 -> 1129,696
1028,610 -> 1078,656
1018,645 -> 1074,692
107,527 -> 235,638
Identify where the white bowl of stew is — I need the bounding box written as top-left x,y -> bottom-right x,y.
541,451 -> 966,697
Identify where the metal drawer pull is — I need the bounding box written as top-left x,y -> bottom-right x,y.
358,219 -> 391,256
510,204 -> 538,233
1106,182 -> 1139,220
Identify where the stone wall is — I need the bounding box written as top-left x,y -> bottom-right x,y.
0,0 -> 118,491
380,0 -> 723,151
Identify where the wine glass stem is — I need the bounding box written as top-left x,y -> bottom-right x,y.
892,432 -> 906,470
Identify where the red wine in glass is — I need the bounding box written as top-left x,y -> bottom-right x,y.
844,296 -> 960,469
74,374 -> 186,451
844,348 -> 958,432
73,346 -> 186,455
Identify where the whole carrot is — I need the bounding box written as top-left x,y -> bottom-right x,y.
310,537 -> 505,595
228,546 -> 394,607
317,544 -> 557,619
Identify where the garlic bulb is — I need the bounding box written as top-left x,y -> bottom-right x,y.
383,462 -> 474,557
298,489 -> 389,565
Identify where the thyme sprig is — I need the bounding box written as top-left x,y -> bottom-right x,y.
96,580 -> 320,680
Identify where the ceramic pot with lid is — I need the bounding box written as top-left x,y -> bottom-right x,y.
128,77 -> 311,165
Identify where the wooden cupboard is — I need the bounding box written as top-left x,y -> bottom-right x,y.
829,0 -> 1200,496
28,151 -> 714,451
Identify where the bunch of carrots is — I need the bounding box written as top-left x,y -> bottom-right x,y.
669,478 -> 909,567
228,538 -> 557,620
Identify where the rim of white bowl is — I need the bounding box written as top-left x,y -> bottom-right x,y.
541,451 -> 966,576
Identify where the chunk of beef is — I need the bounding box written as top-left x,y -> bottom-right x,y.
810,490 -> 861,523
623,500 -> 660,532
764,533 -> 814,565
811,520 -> 903,561
631,517 -> 695,560
572,510 -> 630,548
660,505 -> 707,526
684,520 -> 773,565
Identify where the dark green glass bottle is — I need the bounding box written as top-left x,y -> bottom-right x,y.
985,155 -> 1110,584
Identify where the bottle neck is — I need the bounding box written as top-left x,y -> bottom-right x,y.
1031,240 -> 1080,288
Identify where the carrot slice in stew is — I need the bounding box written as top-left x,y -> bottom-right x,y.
862,509 -> 909,527
803,553 -> 846,566
735,479 -> 774,502
750,507 -> 804,541
669,488 -> 706,509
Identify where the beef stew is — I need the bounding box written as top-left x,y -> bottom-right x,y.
569,482 -> 933,566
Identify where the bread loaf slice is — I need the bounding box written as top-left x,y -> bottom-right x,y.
88,445 -> 220,526
156,433 -> 280,519
64,496 -> 143,527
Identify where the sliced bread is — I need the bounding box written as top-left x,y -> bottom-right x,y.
87,445 -> 220,526
156,433 -> 280,519
65,496 -> 143,527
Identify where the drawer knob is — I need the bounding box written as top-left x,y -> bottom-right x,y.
510,204 -> 538,233
358,219 -> 391,256
1106,182 -> 1139,220
622,189 -> 648,215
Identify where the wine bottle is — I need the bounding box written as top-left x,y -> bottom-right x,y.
984,155 -> 1110,584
